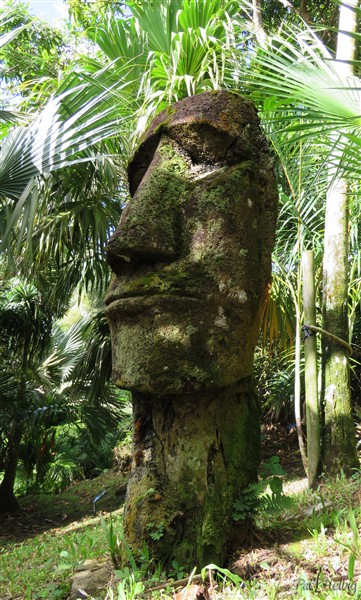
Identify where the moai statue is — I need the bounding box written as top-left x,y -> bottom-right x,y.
105,91 -> 278,568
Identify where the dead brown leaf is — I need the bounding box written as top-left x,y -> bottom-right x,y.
173,583 -> 211,600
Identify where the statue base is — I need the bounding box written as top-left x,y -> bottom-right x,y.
122,377 -> 260,569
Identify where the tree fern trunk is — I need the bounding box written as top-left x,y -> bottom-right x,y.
322,178 -> 358,474
0,426 -> 22,513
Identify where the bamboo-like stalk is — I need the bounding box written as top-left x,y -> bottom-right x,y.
302,250 -> 321,488
294,304 -> 308,475
252,0 -> 267,47
295,143 -> 307,475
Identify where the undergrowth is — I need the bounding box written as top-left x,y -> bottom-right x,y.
0,519 -> 108,598
0,468 -> 360,599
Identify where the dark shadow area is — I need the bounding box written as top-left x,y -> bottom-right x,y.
261,422 -> 305,480
0,468 -> 127,546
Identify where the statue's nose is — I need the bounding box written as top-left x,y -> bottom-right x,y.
107,196 -> 179,272
106,134 -> 190,274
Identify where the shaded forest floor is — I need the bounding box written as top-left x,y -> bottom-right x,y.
0,423 -> 304,544
1,424 -> 360,599
232,425 -> 361,598
0,469 -> 127,544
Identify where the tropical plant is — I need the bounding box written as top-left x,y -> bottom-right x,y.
1,0 -> 247,280
0,278 -> 54,511
3,0 -> 360,499
238,5 -> 361,476
0,5 -> 132,306
232,456 -> 293,523
0,0 -> 70,106
0,277 -> 127,511
65,0 -> 361,481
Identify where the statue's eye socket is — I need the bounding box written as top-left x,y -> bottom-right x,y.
128,137 -> 159,196
128,126 -> 245,196
128,164 -> 149,196
170,125 -> 235,165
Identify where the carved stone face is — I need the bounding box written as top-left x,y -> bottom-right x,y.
105,91 -> 278,395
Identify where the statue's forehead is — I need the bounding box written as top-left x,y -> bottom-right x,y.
128,91 -> 265,195
142,90 -> 259,142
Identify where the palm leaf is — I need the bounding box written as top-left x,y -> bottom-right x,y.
240,23 -> 361,182
0,23 -> 29,48
0,50 -> 139,203
129,0 -> 183,55
71,309 -> 113,404
38,319 -> 87,386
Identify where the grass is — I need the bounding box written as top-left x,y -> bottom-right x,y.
232,471 -> 361,599
0,518 -> 108,599
0,469 -> 125,599
0,466 -> 360,598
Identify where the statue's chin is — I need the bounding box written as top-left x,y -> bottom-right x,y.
107,299 -> 254,395
112,360 -> 222,395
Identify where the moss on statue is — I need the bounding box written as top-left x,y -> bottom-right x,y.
122,379 -> 260,568
110,137 -> 191,259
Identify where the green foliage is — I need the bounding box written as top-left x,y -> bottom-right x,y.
0,0 -> 248,302
100,513 -> 150,574
0,278 -> 132,507
113,573 -> 145,600
201,563 -> 243,587
1,520 -> 106,597
232,457 -> 294,523
0,0 -> 70,105
100,513 -> 122,567
254,345 -> 301,421
100,512 -> 185,593
168,559 -> 188,581
308,522 -> 329,556
58,528 -> 98,572
147,522 -> 165,541
15,399 -> 130,494
52,421 -> 127,481
68,0 -> 125,30
1,0 -> 360,527
335,509 -> 361,582
1,465 -> 360,598
1,0 -> 361,444
0,278 -> 53,361
41,453 -> 82,493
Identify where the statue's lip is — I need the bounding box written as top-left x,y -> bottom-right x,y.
105,293 -> 203,313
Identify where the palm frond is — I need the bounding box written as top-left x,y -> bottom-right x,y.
38,318 -> 87,386
239,22 -> 361,184
71,308 -> 113,404
0,23 -> 29,49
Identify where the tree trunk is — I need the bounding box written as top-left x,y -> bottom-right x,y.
123,378 -> 260,568
0,426 -> 22,513
302,250 -> 321,488
321,0 -> 359,476
322,177 -> 359,474
334,0 -> 358,78
294,301 -> 308,474
252,0 -> 267,46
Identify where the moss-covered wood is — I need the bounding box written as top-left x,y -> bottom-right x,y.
105,91 -> 278,566
124,379 -> 260,568
302,250 -> 321,488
